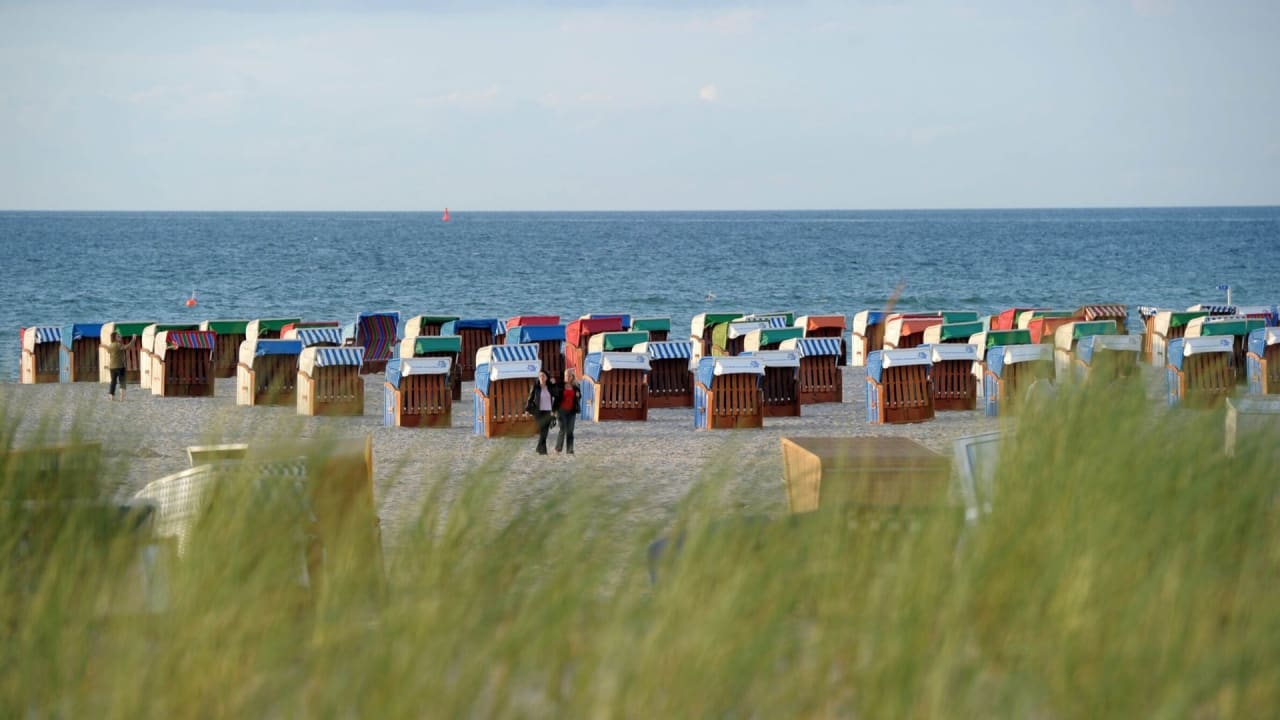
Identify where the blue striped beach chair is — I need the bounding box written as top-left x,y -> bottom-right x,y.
780,337 -> 844,405
297,346 -> 365,416
635,340 -> 695,408
20,326 -> 61,384
237,339 -> 302,406
582,351 -> 651,422
384,357 -> 453,428
472,344 -> 540,437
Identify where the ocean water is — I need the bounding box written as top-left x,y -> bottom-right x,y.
3,207 -> 1278,382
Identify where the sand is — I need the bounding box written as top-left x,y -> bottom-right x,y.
2,367 -> 1006,547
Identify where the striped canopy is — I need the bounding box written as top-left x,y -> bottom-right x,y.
156,330 -> 216,360
1077,304 -> 1127,321
779,337 -> 843,357
61,323 -> 102,348
512,324 -> 566,344
740,313 -> 794,327
293,327 -> 345,348
350,311 -> 400,362
636,341 -> 694,360
1187,304 -> 1236,315
280,321 -> 340,337
476,343 -> 539,367
24,326 -> 61,345
386,357 -> 452,388
164,330 -> 216,349
1077,334 -> 1141,364
300,346 -> 365,373
1248,327 -> 1280,356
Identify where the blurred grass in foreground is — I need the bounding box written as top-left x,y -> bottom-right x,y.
1,377 -> 1277,718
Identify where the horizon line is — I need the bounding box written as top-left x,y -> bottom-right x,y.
2,203 -> 1279,214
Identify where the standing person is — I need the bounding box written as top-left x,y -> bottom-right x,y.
104,332 -> 136,401
526,369 -> 557,455
555,367 -> 581,455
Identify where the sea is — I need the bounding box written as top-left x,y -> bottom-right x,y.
3,207 -> 1278,382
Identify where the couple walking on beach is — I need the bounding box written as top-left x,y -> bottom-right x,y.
527,368 -> 581,455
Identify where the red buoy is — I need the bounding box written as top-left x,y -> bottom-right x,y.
442,207 -> 451,222
185,290 -> 198,307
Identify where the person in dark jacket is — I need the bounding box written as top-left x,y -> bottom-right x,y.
526,369 -> 558,455
555,367 -> 581,454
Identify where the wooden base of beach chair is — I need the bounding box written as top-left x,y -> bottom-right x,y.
212,333 -> 244,379
67,338 -> 100,382
21,345 -> 60,384
298,368 -> 365,416
419,323 -> 444,337
385,376 -> 452,428
412,351 -> 462,401
475,380 -> 537,437
798,356 -> 843,405
931,360 -> 977,411
1171,354 -> 1235,409
646,330 -> 669,342
238,357 -> 298,406
761,367 -> 801,417
647,360 -> 694,408
699,374 -> 764,430
985,362 -> 1052,416
1076,352 -> 1139,385
587,372 -> 649,422
867,365 -> 934,424
360,358 -> 389,375
156,351 -> 215,398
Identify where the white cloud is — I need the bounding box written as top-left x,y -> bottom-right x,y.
699,84 -> 718,102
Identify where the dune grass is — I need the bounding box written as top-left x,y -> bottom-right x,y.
2,376 -> 1278,718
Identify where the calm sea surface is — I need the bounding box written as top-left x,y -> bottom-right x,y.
3,207 -> 1278,381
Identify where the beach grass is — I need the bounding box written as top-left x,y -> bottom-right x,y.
2,378 -> 1278,718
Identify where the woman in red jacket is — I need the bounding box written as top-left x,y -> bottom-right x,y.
555,368 -> 581,455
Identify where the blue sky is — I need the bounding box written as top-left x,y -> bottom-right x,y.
1,0 -> 1277,210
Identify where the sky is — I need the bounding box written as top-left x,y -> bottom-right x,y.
1,0 -> 1277,211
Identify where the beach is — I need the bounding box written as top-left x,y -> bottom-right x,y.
1,366 -> 1022,548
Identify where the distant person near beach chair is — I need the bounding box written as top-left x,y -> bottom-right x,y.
105,332 -> 137,400
556,368 -> 581,454
526,370 -> 558,455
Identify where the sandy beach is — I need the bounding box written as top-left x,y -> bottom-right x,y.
2,366 -> 1012,538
